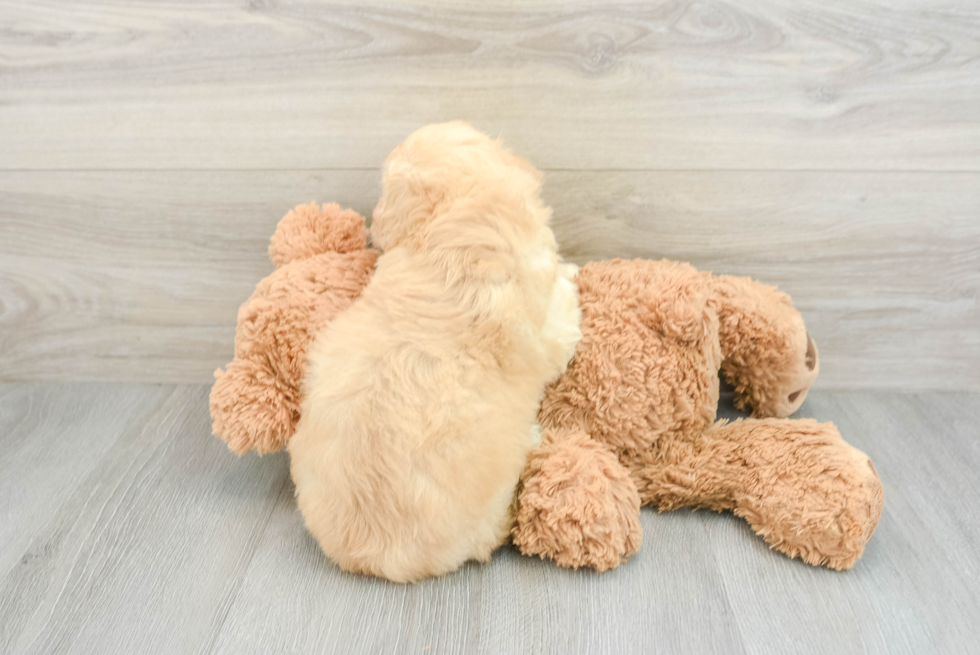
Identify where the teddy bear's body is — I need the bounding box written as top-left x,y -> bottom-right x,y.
515,259 -> 883,571
211,204 -> 883,576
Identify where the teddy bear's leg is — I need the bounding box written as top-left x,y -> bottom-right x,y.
513,428 -> 642,571
636,418 -> 883,570
711,275 -> 819,418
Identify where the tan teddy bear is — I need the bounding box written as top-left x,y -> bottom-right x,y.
210,203 -> 378,455
515,258 -> 883,571
211,204 -> 883,572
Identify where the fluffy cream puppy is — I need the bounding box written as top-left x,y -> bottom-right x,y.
288,122 -> 581,582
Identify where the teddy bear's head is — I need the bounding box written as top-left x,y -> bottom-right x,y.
712,275 -> 820,418
210,203 -> 378,455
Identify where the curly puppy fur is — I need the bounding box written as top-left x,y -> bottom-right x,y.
287,123 -> 582,582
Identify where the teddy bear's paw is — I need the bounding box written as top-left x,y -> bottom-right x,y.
731,421 -> 884,570
210,360 -> 301,455
269,203 -> 368,267
513,430 -> 642,571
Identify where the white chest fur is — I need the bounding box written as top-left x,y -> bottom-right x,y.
542,263 -> 583,374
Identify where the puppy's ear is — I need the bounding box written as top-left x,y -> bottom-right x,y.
372,159 -> 441,251
421,184 -> 530,256
501,149 -> 544,192
514,154 -> 543,184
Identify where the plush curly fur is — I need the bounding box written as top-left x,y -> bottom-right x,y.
211,150 -> 883,580
209,203 -> 378,455
517,259 -> 882,571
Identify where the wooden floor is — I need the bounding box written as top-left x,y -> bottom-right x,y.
1,383 -> 977,655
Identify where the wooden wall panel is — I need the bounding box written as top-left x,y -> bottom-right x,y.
1,1 -> 978,171
1,171 -> 976,389
1,1 -> 977,387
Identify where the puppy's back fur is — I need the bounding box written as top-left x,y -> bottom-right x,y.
288,123 -> 580,582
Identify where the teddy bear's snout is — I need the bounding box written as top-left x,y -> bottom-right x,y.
785,334 -> 819,407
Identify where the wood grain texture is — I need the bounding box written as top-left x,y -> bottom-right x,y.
1,170 -> 977,389
0,383 -> 172,576
0,383 -> 288,655
1,0 -> 979,171
1,383 -> 977,654
710,392 -> 980,655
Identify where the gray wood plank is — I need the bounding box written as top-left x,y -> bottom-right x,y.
1,384 -> 978,654
209,390 -> 980,655
2,170 -> 977,389
0,383 -> 289,655
712,392 -> 980,655
0,170 -> 379,383
1,1 -> 978,171
475,513 -> 745,655
207,481 -> 482,655
0,383 -> 172,574
209,482 -> 743,655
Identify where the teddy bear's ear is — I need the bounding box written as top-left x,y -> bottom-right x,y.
268,203 -> 368,267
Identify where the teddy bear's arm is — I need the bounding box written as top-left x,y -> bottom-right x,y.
210,356 -> 301,455
513,428 -> 642,571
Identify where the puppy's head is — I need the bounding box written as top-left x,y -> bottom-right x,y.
371,122 -> 544,252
